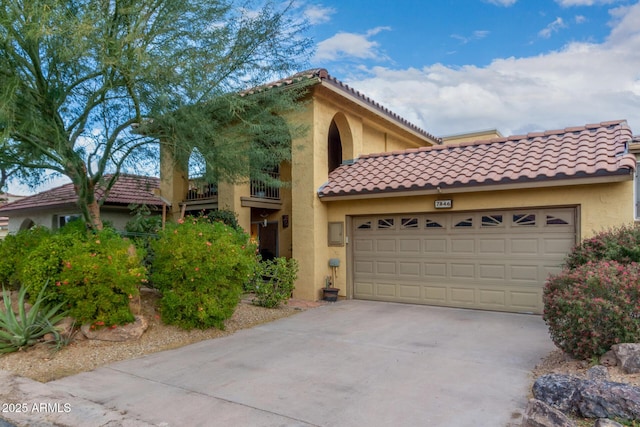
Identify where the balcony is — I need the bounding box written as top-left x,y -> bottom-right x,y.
186,182 -> 218,201
250,169 -> 280,200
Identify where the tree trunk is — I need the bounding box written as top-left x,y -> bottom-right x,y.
87,198 -> 104,231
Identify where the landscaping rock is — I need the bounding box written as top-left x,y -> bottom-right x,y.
521,399 -> 576,427
612,344 -> 640,374
1,290 -> 32,315
577,379 -> 640,419
600,350 -> 618,367
594,419 -> 624,427
532,374 -> 582,413
586,365 -> 610,382
81,315 -> 148,342
533,374 -> 640,419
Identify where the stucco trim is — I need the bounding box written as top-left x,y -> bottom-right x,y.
318,172 -> 633,202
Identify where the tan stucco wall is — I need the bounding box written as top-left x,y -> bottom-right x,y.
289,88 -> 439,300
302,181 -> 634,300
6,208 -> 140,234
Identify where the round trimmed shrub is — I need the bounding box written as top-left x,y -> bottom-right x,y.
18,226 -> 145,327
150,216 -> 257,330
543,260 -> 640,360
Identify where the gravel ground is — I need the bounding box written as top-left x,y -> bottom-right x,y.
0,289 -> 307,383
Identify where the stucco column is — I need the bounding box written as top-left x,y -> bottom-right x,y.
217,181 -> 251,233
159,144 -> 189,220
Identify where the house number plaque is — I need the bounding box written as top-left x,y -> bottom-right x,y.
435,199 -> 452,209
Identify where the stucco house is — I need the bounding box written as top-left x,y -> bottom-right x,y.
0,174 -> 163,233
157,68 -> 637,314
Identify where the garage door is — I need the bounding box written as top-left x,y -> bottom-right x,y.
352,208 -> 576,314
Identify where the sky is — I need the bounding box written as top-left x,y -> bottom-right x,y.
8,0 -> 640,194
300,0 -> 640,137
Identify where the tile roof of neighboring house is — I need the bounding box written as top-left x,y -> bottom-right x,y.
249,68 -> 441,144
0,174 -> 162,214
318,120 -> 636,199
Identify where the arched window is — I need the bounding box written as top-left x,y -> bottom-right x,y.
188,148 -> 206,179
328,120 -> 342,174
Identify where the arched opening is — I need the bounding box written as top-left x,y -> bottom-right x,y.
186,148 -> 216,201
328,120 -> 343,174
19,218 -> 35,231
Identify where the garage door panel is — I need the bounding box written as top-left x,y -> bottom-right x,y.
479,264 -> 506,280
511,238 -> 539,255
479,289 -> 506,306
451,239 -> 475,253
544,238 -> 575,255
479,239 -> 506,254
424,262 -> 447,278
450,287 -> 476,304
354,239 -> 374,252
399,238 -> 421,252
399,262 -> 421,277
376,239 -> 396,252
376,283 -> 396,297
510,265 -> 539,281
376,261 -> 396,275
424,239 -> 447,253
353,208 -> 575,314
451,263 -> 475,278
355,260 -> 374,274
423,286 -> 447,301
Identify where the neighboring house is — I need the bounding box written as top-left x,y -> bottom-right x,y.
159,68 -> 637,313
0,193 -> 26,238
0,175 -> 163,233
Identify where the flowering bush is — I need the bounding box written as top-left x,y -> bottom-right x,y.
251,257 -> 298,308
19,226 -> 145,327
150,216 -> 257,330
564,224 -> 640,270
543,260 -> 640,360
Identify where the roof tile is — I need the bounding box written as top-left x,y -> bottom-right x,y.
318,120 -> 635,198
0,174 -> 162,214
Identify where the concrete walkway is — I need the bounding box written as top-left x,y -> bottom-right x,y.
1,300 -> 555,427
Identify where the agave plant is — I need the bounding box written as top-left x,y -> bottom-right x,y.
0,283 -> 68,354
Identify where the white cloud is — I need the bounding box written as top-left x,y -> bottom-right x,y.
304,4 -> 335,25
539,17 -> 567,38
314,27 -> 391,62
484,0 -> 518,6
451,30 -> 490,44
575,14 -> 587,23
556,0 -> 618,6
341,3 -> 640,137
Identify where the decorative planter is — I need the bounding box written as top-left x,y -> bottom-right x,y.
322,287 -> 339,302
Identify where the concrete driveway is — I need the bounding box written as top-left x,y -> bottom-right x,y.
40,301 -> 554,426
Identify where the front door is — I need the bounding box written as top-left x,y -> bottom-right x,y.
258,221 -> 278,260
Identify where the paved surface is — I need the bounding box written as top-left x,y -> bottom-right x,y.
0,300 -> 555,427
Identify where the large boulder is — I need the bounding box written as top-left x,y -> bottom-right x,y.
612,344 -> 640,374
532,374 -> 582,413
81,315 -> 148,342
533,374 -> 640,419
521,399 -> 576,427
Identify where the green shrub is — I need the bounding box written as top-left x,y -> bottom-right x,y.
0,226 -> 51,290
150,216 -> 257,330
19,227 -> 145,327
564,224 -> 640,270
543,260 -> 640,360
251,257 -> 298,308
0,283 -> 68,353
206,209 -> 242,231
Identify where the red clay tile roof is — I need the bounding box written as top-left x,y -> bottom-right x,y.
0,174 -> 162,214
250,68 -> 441,144
318,120 -> 636,199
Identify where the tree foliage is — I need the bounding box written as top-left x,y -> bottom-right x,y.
0,0 -> 311,229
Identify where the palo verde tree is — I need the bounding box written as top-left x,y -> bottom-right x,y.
0,0 -> 312,229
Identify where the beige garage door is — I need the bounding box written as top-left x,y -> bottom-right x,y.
352,208 -> 576,314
